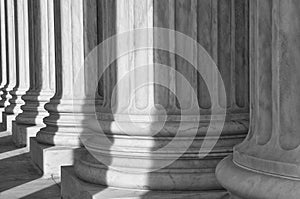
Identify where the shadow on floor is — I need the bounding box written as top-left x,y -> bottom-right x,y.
0,132 -> 60,198
0,135 -> 16,153
20,184 -> 60,199
0,152 -> 40,192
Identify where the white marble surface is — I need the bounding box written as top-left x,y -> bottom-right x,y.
30,138 -> 84,178
62,166 -> 228,199
216,0 -> 300,198
73,0 -> 249,195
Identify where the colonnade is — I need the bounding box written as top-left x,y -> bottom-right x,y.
4,0 -> 297,198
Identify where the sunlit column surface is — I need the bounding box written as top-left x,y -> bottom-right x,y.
216,1 -> 300,198
72,0 -> 249,196
36,0 -> 102,147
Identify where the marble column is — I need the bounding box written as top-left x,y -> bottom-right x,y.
12,0 -> 55,146
0,0 -> 8,126
31,0 -> 101,177
5,0 -> 30,113
0,0 -> 8,106
61,0 -> 249,198
3,0 -> 17,109
2,0 -> 22,132
216,0 -> 300,198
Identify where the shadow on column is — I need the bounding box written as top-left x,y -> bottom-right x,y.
0,133 -> 60,198
140,0 -> 250,197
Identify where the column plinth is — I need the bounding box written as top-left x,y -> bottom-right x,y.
216,1 -> 300,198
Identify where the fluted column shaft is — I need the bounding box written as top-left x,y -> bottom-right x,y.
74,0 -> 249,193
5,0 -> 30,115
36,0 -> 101,146
216,1 -> 300,198
4,0 -> 17,110
14,0 -> 55,128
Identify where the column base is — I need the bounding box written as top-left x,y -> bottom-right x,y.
216,155 -> 300,199
61,166 -> 228,199
30,137 -> 84,178
12,122 -> 43,147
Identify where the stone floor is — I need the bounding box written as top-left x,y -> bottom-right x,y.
0,131 -> 61,199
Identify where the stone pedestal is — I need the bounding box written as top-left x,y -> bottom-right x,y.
216,1 -> 300,198
62,0 -> 249,198
61,166 -> 228,199
30,138 -> 84,178
12,0 -> 55,147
